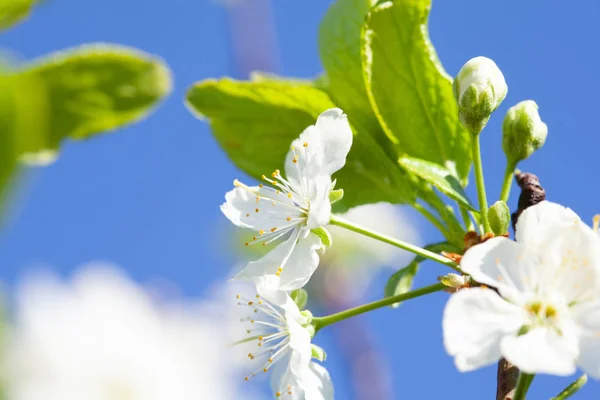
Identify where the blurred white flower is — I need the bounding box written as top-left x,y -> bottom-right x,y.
222,108 -> 353,301
320,203 -> 420,301
1,264 -> 246,400
443,201 -> 600,377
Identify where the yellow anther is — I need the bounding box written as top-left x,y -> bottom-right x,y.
250,320 -> 254,323
545,306 -> 557,318
258,336 -> 263,341
245,377 -> 249,381
271,227 -> 277,232
272,202 -> 276,206
261,174 -> 266,180
252,236 -> 257,241
233,179 -> 242,187
287,193 -> 292,198
248,301 -> 253,306
258,300 -> 263,304
255,208 -> 259,213
254,309 -> 258,313
236,294 -> 240,299
259,230 -> 265,235
291,145 -> 295,151
262,242 -> 266,247
245,242 -> 249,246
245,213 -> 250,217
258,342 -> 262,347
594,215 -> 600,232
276,190 -> 281,194
256,294 -> 260,298
268,358 -> 273,363
263,368 -> 269,373
303,142 -> 308,147
276,392 -> 281,397
248,353 -> 254,359
256,196 -> 260,203
286,217 -> 292,221
259,184 -> 263,188
527,302 -> 542,315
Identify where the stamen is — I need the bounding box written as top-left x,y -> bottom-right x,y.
594,215 -> 600,232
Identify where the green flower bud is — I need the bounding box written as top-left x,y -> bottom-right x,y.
502,100 -> 547,166
488,200 -> 511,235
453,56 -> 508,135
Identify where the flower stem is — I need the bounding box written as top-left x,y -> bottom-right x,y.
459,205 -> 475,232
471,135 -> 492,233
499,161 -> 517,203
312,283 -> 446,331
513,373 -> 535,400
329,215 -> 460,272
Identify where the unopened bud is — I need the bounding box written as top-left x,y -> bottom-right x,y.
488,200 -> 511,235
453,56 -> 508,134
502,100 -> 547,166
438,273 -> 468,288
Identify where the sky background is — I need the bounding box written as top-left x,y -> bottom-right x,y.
1,0 -> 599,398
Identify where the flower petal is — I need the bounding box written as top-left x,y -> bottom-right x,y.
278,233 -> 322,291
501,326 -> 578,375
460,237 -> 538,302
306,175 -> 332,229
287,316 -> 312,381
572,301 -> 600,378
443,288 -> 526,372
284,108 -> 352,193
312,108 -> 353,176
221,185 -> 300,232
232,230 -> 299,285
270,354 -> 302,399
302,362 -> 334,400
515,201 -> 581,248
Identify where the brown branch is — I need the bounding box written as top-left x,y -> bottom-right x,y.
497,172 -> 546,400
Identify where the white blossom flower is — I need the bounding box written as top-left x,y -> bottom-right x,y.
443,201 -> 600,377
235,290 -> 333,399
221,108 -> 353,299
1,265 -> 248,400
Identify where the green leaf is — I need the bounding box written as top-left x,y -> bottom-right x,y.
311,344 -> 327,362
385,242 -> 458,308
186,78 -> 417,210
488,200 -> 510,235
0,44 -> 172,202
319,0 -> 382,138
290,289 -> 308,310
362,0 -> 472,182
399,157 -> 477,211
551,374 -> 588,400
0,0 -> 38,31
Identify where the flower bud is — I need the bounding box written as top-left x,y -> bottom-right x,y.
438,273 -> 468,289
488,200 -> 510,235
502,100 -> 547,166
453,56 -> 508,134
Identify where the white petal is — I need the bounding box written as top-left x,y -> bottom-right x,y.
270,354 -> 303,399
301,362 -> 334,400
313,108 -> 353,176
278,233 -> 322,291
516,201 -> 581,248
460,237 -> 538,302
572,301 -> 600,378
287,317 -> 312,381
443,288 -> 526,372
232,230 -> 299,285
306,175 -> 332,229
501,326 -> 578,375
221,185 -> 300,232
284,108 -> 352,191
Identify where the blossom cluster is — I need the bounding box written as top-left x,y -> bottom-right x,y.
221,108 -> 353,398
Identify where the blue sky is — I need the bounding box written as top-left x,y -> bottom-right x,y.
1,0 -> 599,398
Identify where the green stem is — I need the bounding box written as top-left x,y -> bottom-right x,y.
312,283 -> 446,331
329,215 -> 461,272
414,203 -> 449,237
471,135 -> 492,233
499,161 -> 517,203
513,373 -> 535,400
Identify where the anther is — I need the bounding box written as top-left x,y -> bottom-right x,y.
245,213 -> 250,217
261,175 -> 266,180
276,392 -> 281,397
259,184 -> 263,188
271,227 -> 277,232
248,301 -> 253,306
245,242 -> 249,246
286,217 -> 292,221
287,193 -> 292,198
263,368 -> 269,373
236,294 -> 240,299
244,377 -> 249,381
303,142 -> 308,147
259,230 -> 265,235
233,179 -> 242,187
594,215 -> 600,232
255,208 -> 259,213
